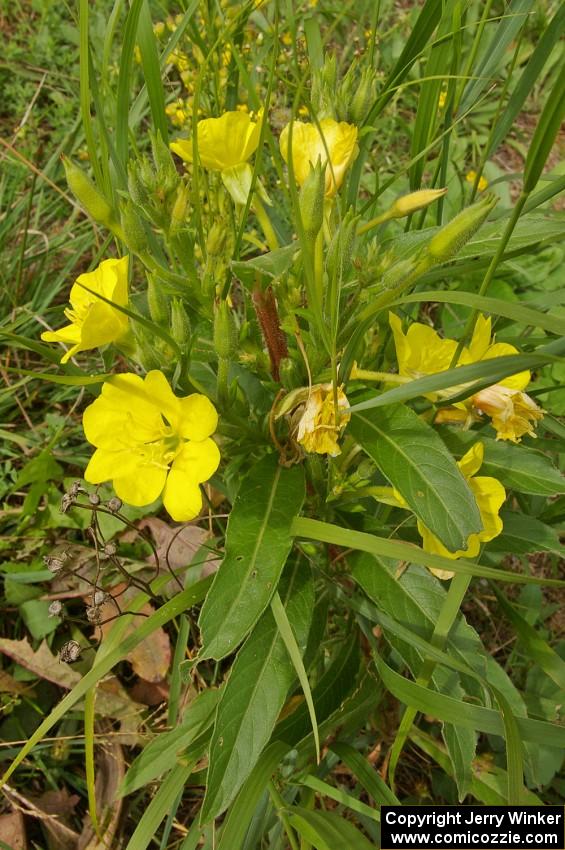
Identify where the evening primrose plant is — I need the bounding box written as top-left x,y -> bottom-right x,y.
6,0 -> 565,842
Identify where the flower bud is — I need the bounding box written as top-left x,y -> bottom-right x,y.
213,299 -> 238,359
146,274 -> 169,325
171,298 -> 191,346
427,194 -> 497,262
299,159 -> 326,239
170,182 -> 190,233
63,156 -> 114,225
389,188 -> 447,219
380,256 -> 426,291
311,55 -> 337,119
349,67 -> 377,125
151,132 -> 178,194
120,200 -> 147,253
206,221 -> 227,257
326,209 -> 357,281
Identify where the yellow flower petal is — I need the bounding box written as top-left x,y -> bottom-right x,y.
457,442 -> 484,478
279,118 -> 358,197
162,470 -> 203,521
113,465 -> 168,507
179,394 -> 219,441
144,369 -> 181,430
172,438 -> 220,483
84,448 -> 140,483
171,110 -> 263,171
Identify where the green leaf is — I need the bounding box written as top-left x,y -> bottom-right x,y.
119,689 -> 220,797
125,760 -> 197,850
488,512 -> 563,557
351,405 -> 482,552
287,807 -> 375,850
299,775 -> 379,822
199,455 -> 305,661
20,600 -> 60,640
374,653 -> 565,749
201,560 -> 313,822
524,60 -> 565,192
292,517 -> 565,587
231,244 -> 298,285
14,451 -> 63,488
329,742 -> 399,805
439,430 -> 565,496
136,0 -> 168,143
216,742 -> 290,850
492,587 -> 565,694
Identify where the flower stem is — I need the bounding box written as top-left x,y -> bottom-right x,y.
253,195 -> 279,251
350,366 -> 410,384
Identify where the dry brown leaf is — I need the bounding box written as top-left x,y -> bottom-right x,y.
129,677 -> 169,705
0,669 -> 34,696
98,593 -> 171,683
0,811 -> 27,849
138,517 -> 208,570
0,639 -> 143,724
2,785 -> 78,850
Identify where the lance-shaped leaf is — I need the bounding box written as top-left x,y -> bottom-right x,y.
199,454 -> 305,660
350,405 -> 482,552
201,560 -> 313,822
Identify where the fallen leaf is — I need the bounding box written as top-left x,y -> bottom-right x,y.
0,811 -> 27,849
138,517 -> 208,570
129,677 -> 169,706
2,785 -> 78,850
98,592 -> 171,683
0,669 -> 34,696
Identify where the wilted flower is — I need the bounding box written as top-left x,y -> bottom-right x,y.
83,370 -> 220,521
296,383 -> 350,456
279,118 -> 358,197
41,257 -> 129,363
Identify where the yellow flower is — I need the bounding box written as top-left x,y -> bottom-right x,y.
389,312 -> 460,400
389,312 -> 544,441
170,109 -> 263,171
41,257 -> 129,363
83,370 -> 219,521
438,91 -> 447,110
279,118 -> 359,198
392,443 -> 505,579
466,170 -> 489,192
296,383 -> 350,456
170,110 -> 264,204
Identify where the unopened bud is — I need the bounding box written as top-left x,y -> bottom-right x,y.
349,67 -> 377,124
108,497 -> 122,513
389,188 -> 447,219
213,300 -> 238,359
206,221 -> 227,257
171,298 -> 191,346
63,157 -> 114,225
147,274 -> 169,325
170,182 -> 190,233
89,492 -> 101,506
151,132 -> 178,194
427,194 -> 497,262
120,200 -> 147,253
299,159 -> 326,240
327,209 -> 357,281
380,257 -> 424,291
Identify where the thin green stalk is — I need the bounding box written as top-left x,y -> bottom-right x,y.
253,195 -> 279,251
268,780 -> 300,850
84,686 -> 101,838
451,190 -> 529,364
388,573 -> 471,789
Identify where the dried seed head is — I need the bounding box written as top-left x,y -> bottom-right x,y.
103,542 -> 117,557
44,555 -> 65,573
108,497 -> 123,513
48,600 -> 63,617
93,590 -> 108,607
60,640 -> 81,663
89,493 -> 101,506
86,606 -> 102,624
68,481 -> 82,497
60,494 -> 73,513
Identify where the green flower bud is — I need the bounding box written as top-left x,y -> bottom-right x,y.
389,188 -> 447,219
120,200 -> 147,253
151,132 -> 178,195
327,209 -> 358,281
146,274 -> 169,325
299,159 -> 326,240
63,156 -> 114,225
132,324 -> 161,371
128,161 -> 150,208
206,221 -> 227,257
380,256 -> 424,291
213,299 -> 238,360
349,67 -> 377,125
311,54 -> 337,119
427,194 -> 498,262
171,298 -> 191,346
170,182 -> 190,234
